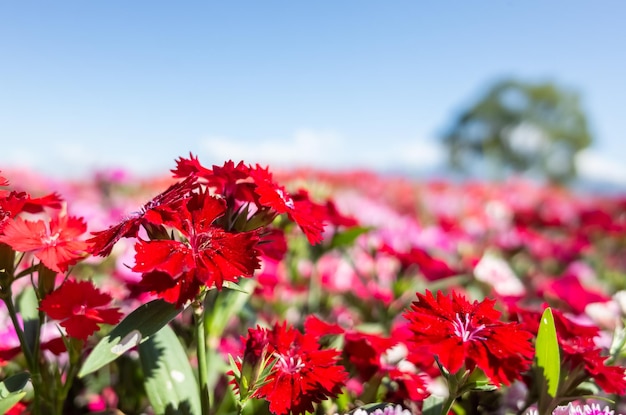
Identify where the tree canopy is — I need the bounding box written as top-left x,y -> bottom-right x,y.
442,79 -> 592,184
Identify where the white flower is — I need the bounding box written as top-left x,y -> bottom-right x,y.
335,404 -> 412,415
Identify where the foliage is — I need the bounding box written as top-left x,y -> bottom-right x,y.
442,78 -> 592,183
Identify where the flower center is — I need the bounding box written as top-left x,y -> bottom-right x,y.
72,304 -> 87,316
42,231 -> 61,246
275,353 -> 305,374
452,313 -> 486,342
194,232 -> 215,252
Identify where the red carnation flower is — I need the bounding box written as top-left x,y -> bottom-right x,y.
132,191 -> 260,306
250,165 -> 326,244
322,199 -> 358,228
39,279 -> 122,341
0,214 -> 89,273
238,322 -> 348,415
88,176 -> 196,257
403,290 -> 534,386
381,244 -> 460,281
171,153 -> 214,178
0,189 -> 63,233
173,156 -> 257,204
302,316 -> 430,403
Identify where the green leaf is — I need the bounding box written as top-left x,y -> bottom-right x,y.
0,391 -> 26,414
78,299 -> 183,378
17,285 -> 39,353
0,372 -> 30,397
330,226 -> 372,249
462,368 -> 497,392
205,279 -> 255,340
139,324 -> 201,415
0,372 -> 30,414
535,307 -> 561,397
421,395 -> 446,415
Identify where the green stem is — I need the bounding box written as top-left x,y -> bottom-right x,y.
3,290 -> 44,414
439,366 -> 466,415
56,339 -> 82,415
439,393 -> 457,415
3,292 -> 35,369
194,300 -> 211,415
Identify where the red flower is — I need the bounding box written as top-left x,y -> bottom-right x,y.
343,331 -> 397,380
39,279 -> 122,341
381,244 -> 460,281
5,401 -> 27,415
403,290 -> 534,386
239,322 -> 347,415
132,191 -> 260,305
303,316 -> 430,403
171,153 -> 214,178
322,199 -> 358,228
0,189 -> 63,233
88,176 -> 196,256
0,214 -> 89,273
540,271 -> 610,315
173,156 -> 257,204
251,165 -> 326,244
0,344 -> 21,366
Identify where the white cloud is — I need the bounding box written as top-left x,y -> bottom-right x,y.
200,129 -> 344,168
575,149 -> 626,186
3,131 -> 447,178
199,129 -> 445,172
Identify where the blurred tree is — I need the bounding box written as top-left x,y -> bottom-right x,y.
442,79 -> 592,184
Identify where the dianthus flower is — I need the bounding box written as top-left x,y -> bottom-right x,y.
526,402 -> 620,415
336,405 -> 412,415
39,279 -> 122,341
0,213 -> 89,273
0,173 -> 64,237
380,244 -> 460,281
250,165 -> 326,244
88,176 -> 196,256
304,315 -> 430,402
236,322 -> 348,415
132,190 -> 260,306
403,290 -> 534,386
173,156 -> 328,244
172,156 -> 257,204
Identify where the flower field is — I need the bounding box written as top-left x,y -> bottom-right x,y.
1,155 -> 626,415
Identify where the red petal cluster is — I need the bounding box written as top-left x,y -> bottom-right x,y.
403,290 -> 534,386
303,315 -> 430,403
39,279 -> 122,341
381,244 -> 460,281
88,177 -> 196,256
250,166 -> 326,244
238,322 -> 348,415
132,191 -> 260,306
0,214 -> 89,273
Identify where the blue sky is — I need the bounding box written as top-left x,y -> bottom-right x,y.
1,1 -> 625,185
